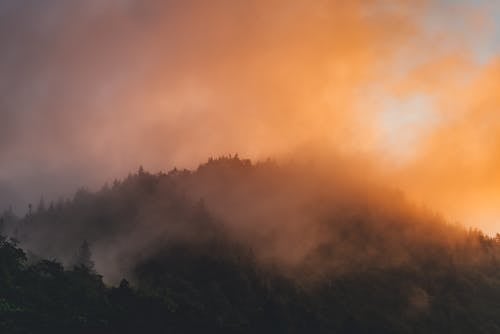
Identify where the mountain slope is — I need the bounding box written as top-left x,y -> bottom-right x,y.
1,157 -> 500,333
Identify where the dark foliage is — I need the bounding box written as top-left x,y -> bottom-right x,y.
1,157 -> 500,333
2,231 -> 500,333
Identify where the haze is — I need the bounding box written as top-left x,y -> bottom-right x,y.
1,0 -> 500,233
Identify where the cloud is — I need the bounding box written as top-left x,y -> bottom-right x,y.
0,0 -> 419,198
395,57 -> 500,233
0,0 -> 500,232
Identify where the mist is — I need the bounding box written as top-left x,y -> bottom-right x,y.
4,2 -> 500,333
0,155 -> 479,286
1,0 -> 500,234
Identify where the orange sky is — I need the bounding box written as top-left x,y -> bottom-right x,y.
1,0 -> 500,233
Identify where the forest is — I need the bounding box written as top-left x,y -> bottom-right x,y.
2,156 -> 500,333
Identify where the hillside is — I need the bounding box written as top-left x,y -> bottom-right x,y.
1,157 -> 500,333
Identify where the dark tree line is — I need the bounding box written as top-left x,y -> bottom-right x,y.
1,157 -> 500,333
2,228 -> 500,333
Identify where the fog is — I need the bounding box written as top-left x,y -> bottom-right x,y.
1,0 -> 500,233
4,156 -> 475,284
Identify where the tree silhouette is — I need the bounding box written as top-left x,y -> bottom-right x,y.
1,160 -> 500,333
74,240 -> 94,270
37,196 -> 46,213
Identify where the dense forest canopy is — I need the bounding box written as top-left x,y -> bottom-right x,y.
1,157 -> 500,333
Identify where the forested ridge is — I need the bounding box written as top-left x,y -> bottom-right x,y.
2,157 -> 500,333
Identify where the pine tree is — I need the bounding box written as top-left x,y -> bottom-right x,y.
37,196 -> 46,213
74,240 -> 94,270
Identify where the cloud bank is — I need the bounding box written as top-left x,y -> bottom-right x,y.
0,0 -> 499,232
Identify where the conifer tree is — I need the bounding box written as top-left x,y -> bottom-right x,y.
74,240 -> 94,270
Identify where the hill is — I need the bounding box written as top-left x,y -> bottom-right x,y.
1,156 -> 500,333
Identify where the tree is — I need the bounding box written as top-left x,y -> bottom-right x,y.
37,196 -> 46,213
74,240 -> 94,270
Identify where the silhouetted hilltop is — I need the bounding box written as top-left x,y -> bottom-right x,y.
1,156 -> 500,333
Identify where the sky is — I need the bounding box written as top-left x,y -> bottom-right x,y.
1,0 -> 500,233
